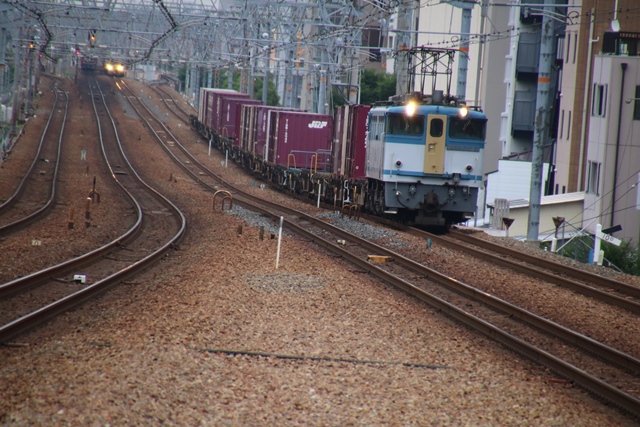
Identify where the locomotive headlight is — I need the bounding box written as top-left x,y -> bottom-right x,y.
405,100 -> 417,117
116,64 -> 125,72
105,63 -> 114,71
459,106 -> 469,118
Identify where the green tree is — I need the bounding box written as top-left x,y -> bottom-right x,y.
332,68 -> 396,107
252,74 -> 280,106
554,235 -> 640,276
359,68 -> 396,105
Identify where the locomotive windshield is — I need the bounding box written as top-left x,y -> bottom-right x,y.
448,117 -> 487,140
386,113 -> 424,135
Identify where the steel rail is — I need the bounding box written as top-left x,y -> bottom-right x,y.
122,78 -> 640,420
0,77 -> 187,342
409,229 -> 640,314
449,229 -> 640,299
0,80 -> 67,236
283,220 -> 640,420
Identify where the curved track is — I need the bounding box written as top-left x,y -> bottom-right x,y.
0,77 -> 187,343
411,228 -> 640,314
0,76 -> 68,235
123,80 -> 640,420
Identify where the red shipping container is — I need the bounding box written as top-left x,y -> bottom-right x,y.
332,105 -> 370,179
199,88 -> 239,130
267,111 -> 333,171
221,98 -> 261,145
236,105 -> 298,157
333,106 -> 349,176
199,89 -> 248,133
347,105 -> 370,179
245,106 -> 297,158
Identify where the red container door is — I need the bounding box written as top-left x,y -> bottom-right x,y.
348,105 -> 371,180
273,112 -> 333,170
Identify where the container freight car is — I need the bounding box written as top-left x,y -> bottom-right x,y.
238,105 -> 297,157
196,88 -> 249,137
190,87 -> 487,229
333,104 -> 370,180
266,111 -> 333,170
221,98 -> 262,145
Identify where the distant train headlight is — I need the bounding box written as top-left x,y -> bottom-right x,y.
459,106 -> 469,118
105,63 -> 114,71
115,64 -> 125,73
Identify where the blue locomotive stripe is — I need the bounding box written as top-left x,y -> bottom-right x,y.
383,170 -> 483,180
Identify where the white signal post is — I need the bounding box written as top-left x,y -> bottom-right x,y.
593,223 -> 622,265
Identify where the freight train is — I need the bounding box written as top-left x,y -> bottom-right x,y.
80,56 -> 98,71
190,87 -> 486,228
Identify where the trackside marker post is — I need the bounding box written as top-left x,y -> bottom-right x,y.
594,223 -> 622,265
275,216 -> 284,269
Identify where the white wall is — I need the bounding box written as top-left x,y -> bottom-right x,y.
485,159 -> 549,219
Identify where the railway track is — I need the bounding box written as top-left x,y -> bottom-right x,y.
408,228 -> 640,314
0,76 -> 68,236
121,80 -> 640,419
0,77 -> 186,343
150,82 -> 194,124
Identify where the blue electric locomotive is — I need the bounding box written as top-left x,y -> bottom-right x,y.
363,92 -> 487,228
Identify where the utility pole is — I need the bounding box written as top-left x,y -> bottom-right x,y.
526,0 -> 555,241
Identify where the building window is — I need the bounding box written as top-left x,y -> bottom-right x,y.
586,161 -> 601,195
634,85 -> 640,121
559,109 -> 565,139
565,34 -> 571,63
592,84 -> 607,117
362,28 -> 381,62
567,111 -> 571,140
573,33 -> 578,64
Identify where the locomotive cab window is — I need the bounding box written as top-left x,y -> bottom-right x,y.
386,113 -> 424,135
448,118 -> 486,140
429,118 -> 444,137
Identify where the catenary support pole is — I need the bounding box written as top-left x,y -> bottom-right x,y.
526,0 -> 556,242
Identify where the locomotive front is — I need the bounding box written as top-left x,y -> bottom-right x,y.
364,93 -> 487,228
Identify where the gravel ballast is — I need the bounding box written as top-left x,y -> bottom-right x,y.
0,76 -> 636,426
